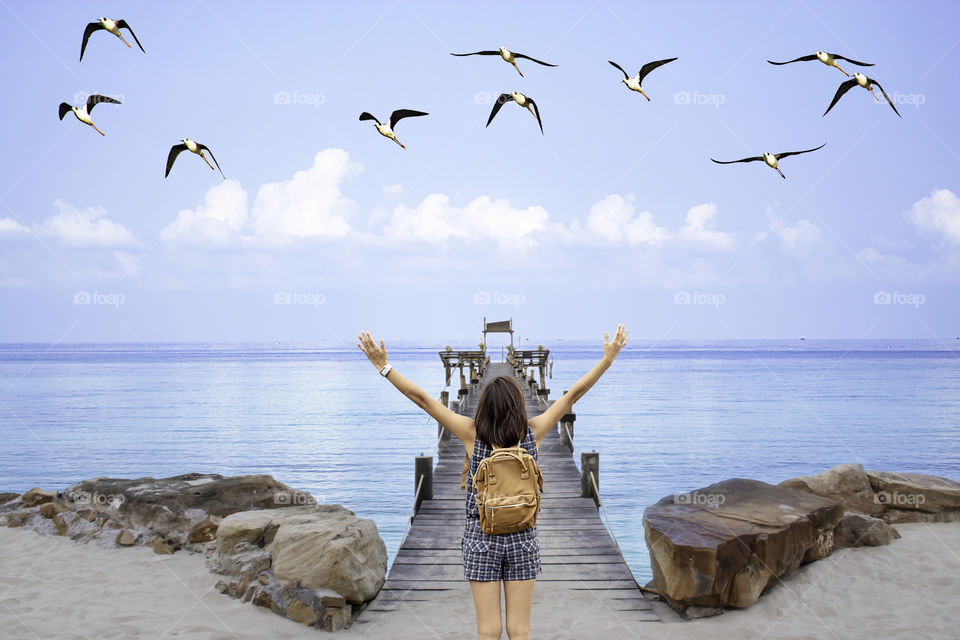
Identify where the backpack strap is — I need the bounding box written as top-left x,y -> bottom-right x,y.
460,453 -> 470,491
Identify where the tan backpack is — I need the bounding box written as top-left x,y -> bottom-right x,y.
460,443 -> 544,535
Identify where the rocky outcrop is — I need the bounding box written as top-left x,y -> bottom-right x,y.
0,492 -> 20,505
780,465 -> 960,523
21,488 -> 56,508
209,505 -> 387,630
643,478 -> 843,613
834,513 -> 901,548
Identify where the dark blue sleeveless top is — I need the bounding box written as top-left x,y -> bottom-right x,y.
465,424 -> 538,518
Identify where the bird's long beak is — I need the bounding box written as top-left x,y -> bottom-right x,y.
835,63 -> 849,76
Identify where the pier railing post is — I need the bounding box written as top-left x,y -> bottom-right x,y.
437,391 -> 451,442
581,451 -> 599,506
560,415 -> 576,452
414,454 -> 433,515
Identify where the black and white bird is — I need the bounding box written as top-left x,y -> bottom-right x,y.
451,47 -> 557,77
58,94 -> 121,136
358,109 -> 428,149
486,92 -> 543,134
823,72 -> 901,117
711,143 -> 826,179
80,18 -> 145,62
165,139 -> 224,179
608,58 -> 677,100
767,51 -> 873,77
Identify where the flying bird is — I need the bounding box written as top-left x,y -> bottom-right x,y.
767,51 -> 873,76
451,47 -> 556,77
823,72 -> 901,117
165,139 -> 224,179
58,95 -> 121,136
711,143 -> 826,179
358,109 -> 428,149
80,18 -> 145,62
608,58 -> 678,100
486,92 -> 543,134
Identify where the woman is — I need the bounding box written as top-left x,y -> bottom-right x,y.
357,325 -> 628,640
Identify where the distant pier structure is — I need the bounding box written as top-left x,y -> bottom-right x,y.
355,321 -> 658,628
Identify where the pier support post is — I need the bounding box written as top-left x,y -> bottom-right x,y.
560,414 -> 576,452
414,454 -> 433,515
458,372 -> 468,400
581,451 -> 599,506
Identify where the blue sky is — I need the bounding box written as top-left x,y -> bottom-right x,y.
0,0 -> 958,344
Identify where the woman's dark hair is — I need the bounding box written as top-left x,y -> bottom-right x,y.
474,376 -> 528,448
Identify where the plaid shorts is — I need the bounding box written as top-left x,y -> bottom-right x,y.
461,517 -> 542,582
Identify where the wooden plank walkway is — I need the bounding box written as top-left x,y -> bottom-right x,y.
352,361 -> 659,635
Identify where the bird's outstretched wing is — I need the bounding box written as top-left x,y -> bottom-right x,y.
80,22 -> 104,62
58,103 -> 73,120
869,78 -> 901,117
486,94 -> 514,127
711,155 -> 765,164
359,112 -> 381,125
197,144 -> 225,179
165,144 -> 187,178
833,54 -> 873,66
637,57 -> 677,82
767,54 -> 818,65
822,78 -> 858,116
86,94 -> 121,113
513,52 -> 557,67
450,51 -> 500,57
775,143 -> 826,160
116,19 -> 145,53
526,97 -> 544,134
608,60 -> 629,79
389,109 -> 429,129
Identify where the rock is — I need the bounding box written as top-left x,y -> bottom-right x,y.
53,511 -> 78,536
188,515 -> 221,542
286,598 -> 319,626
116,529 -> 136,546
0,492 -> 20,505
216,511 -> 282,553
62,473 -> 303,543
251,588 -> 274,609
834,513 -> 901,548
6,511 -> 30,527
38,502 -> 68,519
151,538 -> 181,555
779,464 -> 884,515
867,470 -> 960,521
643,478 -> 843,612
21,488 -> 56,508
215,580 -> 229,594
320,603 -> 352,632
684,605 -> 724,619
76,509 -> 96,521
270,509 -> 388,604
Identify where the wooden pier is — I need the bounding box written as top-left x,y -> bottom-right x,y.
353,348 -> 659,634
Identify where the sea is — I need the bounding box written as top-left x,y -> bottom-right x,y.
1,339 -> 958,582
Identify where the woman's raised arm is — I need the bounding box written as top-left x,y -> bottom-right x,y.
529,324 -> 628,442
357,330 -> 475,443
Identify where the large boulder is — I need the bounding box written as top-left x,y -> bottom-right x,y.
834,513 -> 900,548
866,470 -> 960,522
21,488 -> 56,508
214,505 -> 387,605
61,473 -> 303,544
779,463 -> 883,515
643,478 -> 843,612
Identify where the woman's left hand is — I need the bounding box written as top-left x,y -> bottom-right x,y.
357,330 -> 388,370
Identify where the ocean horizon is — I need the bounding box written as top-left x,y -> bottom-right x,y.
2,338 -> 958,582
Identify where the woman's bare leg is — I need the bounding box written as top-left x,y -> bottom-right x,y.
469,580 -> 503,639
504,579 -> 535,639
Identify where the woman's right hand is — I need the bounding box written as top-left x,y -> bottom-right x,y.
603,324 -> 628,362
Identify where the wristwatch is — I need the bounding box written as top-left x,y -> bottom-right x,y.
379,364 -> 392,377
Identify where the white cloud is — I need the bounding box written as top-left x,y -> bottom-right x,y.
34,199 -> 138,248
582,194 -> 667,246
0,217 -> 29,234
251,148 -> 360,242
677,203 -> 737,252
382,193 -> 551,250
161,180 -> 249,246
907,188 -> 960,244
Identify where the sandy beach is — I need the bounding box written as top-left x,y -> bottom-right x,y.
2,522 -> 958,639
